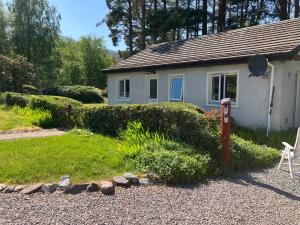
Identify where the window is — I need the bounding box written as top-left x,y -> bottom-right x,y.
118,78 -> 130,99
148,78 -> 158,102
209,73 -> 237,104
170,76 -> 184,101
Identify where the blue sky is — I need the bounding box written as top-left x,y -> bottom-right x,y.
3,0 -> 126,51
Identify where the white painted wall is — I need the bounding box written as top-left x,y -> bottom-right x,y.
107,60 -> 300,130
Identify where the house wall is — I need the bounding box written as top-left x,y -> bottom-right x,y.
107,60 -> 300,130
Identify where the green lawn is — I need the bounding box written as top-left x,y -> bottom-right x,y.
0,132 -> 136,184
0,107 -> 37,132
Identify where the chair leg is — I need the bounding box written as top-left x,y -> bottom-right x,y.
288,156 -> 294,179
278,153 -> 285,170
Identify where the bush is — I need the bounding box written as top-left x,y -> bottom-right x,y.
42,85 -> 104,103
22,85 -> 40,95
137,140 -> 211,184
231,135 -> 280,170
83,103 -> 220,156
0,92 -> 82,128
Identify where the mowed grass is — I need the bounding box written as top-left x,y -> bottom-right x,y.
0,132 -> 136,184
0,107 -> 37,131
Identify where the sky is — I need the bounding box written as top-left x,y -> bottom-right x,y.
3,0 -> 126,51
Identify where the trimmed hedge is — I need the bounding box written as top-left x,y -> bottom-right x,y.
42,85 -> 104,103
82,103 -> 220,156
0,92 -> 82,128
22,85 -> 40,95
231,134 -> 280,170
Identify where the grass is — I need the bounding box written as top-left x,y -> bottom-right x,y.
0,106 -> 52,132
0,131 -> 136,184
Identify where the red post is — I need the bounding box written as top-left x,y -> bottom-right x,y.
221,98 -> 231,165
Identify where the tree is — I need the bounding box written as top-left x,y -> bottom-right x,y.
0,0 -> 8,54
295,0 -> 299,17
8,0 -> 61,87
218,0 -> 227,32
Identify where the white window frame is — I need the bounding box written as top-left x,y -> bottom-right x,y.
206,71 -> 239,107
116,77 -> 131,101
168,74 -> 185,102
145,75 -> 158,103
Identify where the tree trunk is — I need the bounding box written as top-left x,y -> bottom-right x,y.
172,0 -> 179,41
212,0 -> 216,33
153,0 -> 158,42
295,0 -> 300,18
278,0 -> 288,20
217,0 -> 227,32
202,0 -> 208,35
128,0 -> 134,55
141,0 -> 146,50
186,0 -> 191,39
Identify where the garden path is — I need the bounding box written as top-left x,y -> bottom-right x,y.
0,129 -> 66,141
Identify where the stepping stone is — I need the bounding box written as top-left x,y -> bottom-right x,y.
100,181 -> 115,195
63,184 -> 87,195
41,184 -> 57,193
113,176 -> 130,187
21,184 -> 43,195
139,178 -> 150,186
58,175 -> 71,190
86,183 -> 99,192
123,173 -> 139,185
3,186 -> 15,193
14,185 -> 27,192
0,184 -> 6,192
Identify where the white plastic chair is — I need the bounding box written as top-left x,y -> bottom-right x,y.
278,127 -> 300,178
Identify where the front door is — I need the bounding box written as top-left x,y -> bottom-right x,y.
146,76 -> 158,103
295,73 -> 300,127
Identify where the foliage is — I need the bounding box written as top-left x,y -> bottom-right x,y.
137,140 -> 211,184
8,0 -> 61,87
0,132 -> 136,184
233,126 -> 297,150
22,84 -> 40,95
0,54 -> 35,92
231,135 -> 280,170
0,92 -> 82,128
42,85 -> 104,103
0,1 -> 8,54
82,103 -> 220,156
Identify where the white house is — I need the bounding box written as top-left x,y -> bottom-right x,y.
103,18 -> 300,131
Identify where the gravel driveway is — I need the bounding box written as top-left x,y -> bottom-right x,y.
0,166 -> 299,225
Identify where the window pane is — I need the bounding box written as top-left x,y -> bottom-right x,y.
119,80 -> 124,97
225,75 -> 237,101
211,76 -> 219,101
125,79 -> 130,98
170,77 -> 183,100
149,79 -> 157,99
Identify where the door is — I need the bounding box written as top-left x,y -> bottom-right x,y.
146,76 -> 158,103
295,73 -> 300,127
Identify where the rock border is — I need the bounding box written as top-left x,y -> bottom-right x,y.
0,173 -> 151,196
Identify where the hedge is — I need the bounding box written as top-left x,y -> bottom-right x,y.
0,92 -> 82,128
82,103 -> 220,156
42,85 -> 104,103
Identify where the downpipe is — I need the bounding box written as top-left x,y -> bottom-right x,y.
267,61 -> 275,138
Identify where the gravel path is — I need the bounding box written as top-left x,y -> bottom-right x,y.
0,166 -> 299,225
0,129 -> 66,141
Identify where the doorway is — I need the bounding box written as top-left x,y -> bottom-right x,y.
146,76 -> 158,103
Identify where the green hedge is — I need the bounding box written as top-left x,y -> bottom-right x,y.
231,135 -> 280,170
22,85 -> 40,95
82,103 -> 220,156
0,92 -> 82,128
42,85 -> 104,103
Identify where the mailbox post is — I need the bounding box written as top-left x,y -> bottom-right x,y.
221,98 -> 231,166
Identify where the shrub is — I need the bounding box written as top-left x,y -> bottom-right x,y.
0,92 -> 82,128
42,85 -> 104,103
82,103 -> 220,156
22,85 -> 40,95
231,135 -> 280,170
137,140 -> 211,184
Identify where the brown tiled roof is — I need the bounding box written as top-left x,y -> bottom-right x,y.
104,18 -> 300,73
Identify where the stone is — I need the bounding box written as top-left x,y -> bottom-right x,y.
58,175 -> 71,190
21,184 -> 43,195
113,176 -> 130,187
100,181 -> 115,195
123,173 -> 139,185
63,184 -> 87,195
139,178 -> 150,185
41,184 -> 57,193
3,186 -> 15,193
14,185 -> 27,192
86,183 -> 99,192
0,184 -> 7,192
